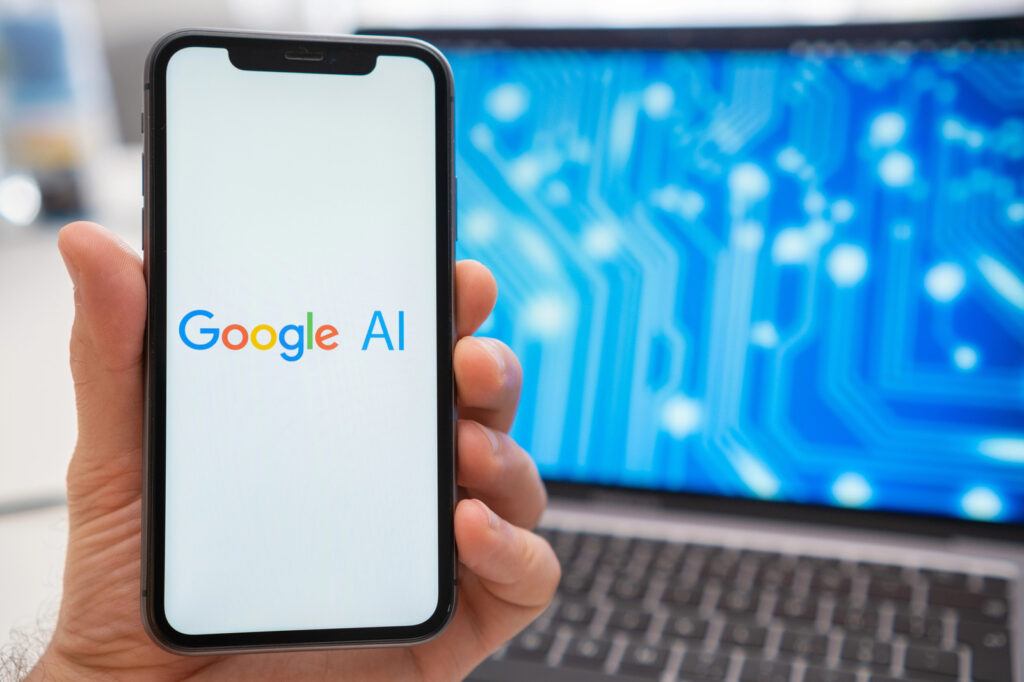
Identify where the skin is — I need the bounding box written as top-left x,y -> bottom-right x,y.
26,221 -> 560,681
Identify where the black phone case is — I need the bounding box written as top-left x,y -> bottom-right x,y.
141,29 -> 457,653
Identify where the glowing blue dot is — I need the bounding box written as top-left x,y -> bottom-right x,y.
568,138 -> 591,163
924,262 -> 966,302
522,294 -> 570,337
485,83 -> 529,122
678,190 -> 705,221
728,163 -> 770,202
661,395 -> 701,438
966,130 -> 984,149
463,210 -> 497,244
942,118 -> 965,140
830,199 -> 855,223
772,227 -> 812,264
826,244 -> 869,287
469,124 -> 493,150
582,223 -> 620,260
509,155 -> 543,190
878,150 -> 915,187
545,180 -> 571,205
777,147 -> 805,172
893,222 -> 912,240
750,321 -> 779,348
953,345 -> 978,371
643,82 -> 675,119
650,186 -> 705,220
961,487 -> 1003,521
869,112 -> 906,147
832,472 -> 872,507
1008,202 -> 1024,223
731,221 -> 764,251
804,191 -> 826,215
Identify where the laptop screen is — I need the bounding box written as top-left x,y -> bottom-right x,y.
443,32 -> 1024,524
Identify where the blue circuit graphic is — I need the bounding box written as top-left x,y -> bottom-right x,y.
447,46 -> 1024,523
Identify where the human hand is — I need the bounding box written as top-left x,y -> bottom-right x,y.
27,221 -> 559,681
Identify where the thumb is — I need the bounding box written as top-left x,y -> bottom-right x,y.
57,221 -> 147,514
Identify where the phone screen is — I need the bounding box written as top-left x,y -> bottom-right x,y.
156,44 -> 447,637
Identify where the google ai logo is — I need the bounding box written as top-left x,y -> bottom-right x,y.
178,309 -> 405,362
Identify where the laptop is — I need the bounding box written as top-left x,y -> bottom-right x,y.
365,18 -> 1024,681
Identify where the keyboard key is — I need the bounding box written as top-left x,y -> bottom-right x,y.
840,636 -> 893,668
957,620 -> 1013,682
607,607 -> 651,634
561,635 -> 611,671
739,658 -> 791,682
980,576 -> 1008,597
663,583 -> 703,608
618,644 -> 669,678
560,570 -> 595,597
610,575 -> 647,601
774,595 -> 818,623
651,547 -> 685,573
779,629 -> 829,661
811,568 -> 852,595
506,630 -> 554,662
664,612 -> 709,641
867,577 -> 911,602
904,645 -> 959,678
717,589 -> 759,615
892,611 -> 943,644
678,651 -> 730,681
921,569 -> 968,591
721,621 -> 767,649
555,601 -> 596,626
832,603 -> 880,634
703,549 -> 742,581
755,561 -> 795,588
927,587 -> 1008,623
804,666 -> 856,682
575,533 -> 607,559
860,562 -> 903,580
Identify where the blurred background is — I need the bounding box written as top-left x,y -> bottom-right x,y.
1,0 -> 1021,671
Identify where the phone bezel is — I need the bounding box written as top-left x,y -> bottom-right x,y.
142,30 -> 457,653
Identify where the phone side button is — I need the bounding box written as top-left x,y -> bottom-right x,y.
141,207 -> 145,251
453,175 -> 458,242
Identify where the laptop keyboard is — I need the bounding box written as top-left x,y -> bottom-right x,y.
470,528 -> 1016,682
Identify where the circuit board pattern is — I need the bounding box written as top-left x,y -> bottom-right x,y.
447,46 -> 1024,523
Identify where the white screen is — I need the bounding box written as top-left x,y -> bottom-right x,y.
163,46 -> 439,635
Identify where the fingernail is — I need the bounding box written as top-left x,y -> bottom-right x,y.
475,421 -> 500,454
480,337 -> 507,378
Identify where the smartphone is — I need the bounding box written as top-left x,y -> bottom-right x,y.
141,30 -> 456,652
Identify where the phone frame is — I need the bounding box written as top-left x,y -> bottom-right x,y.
141,30 -> 457,653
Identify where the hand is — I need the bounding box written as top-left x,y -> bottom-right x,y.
27,221 -> 559,681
